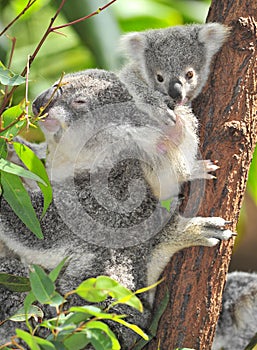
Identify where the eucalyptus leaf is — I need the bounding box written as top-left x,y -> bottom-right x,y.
62,312 -> 91,326
112,317 -> 148,340
9,305 -> 43,322
69,305 -> 125,321
0,65 -> 26,86
1,172 -> 43,238
13,141 -> 52,216
0,138 -> 7,159
75,276 -> 143,311
48,257 -> 69,282
24,291 -> 37,333
63,333 -> 90,350
86,321 -> 120,350
0,272 -> 30,292
0,158 -> 47,185
16,329 -> 55,349
0,104 -> 26,140
29,265 -> 55,303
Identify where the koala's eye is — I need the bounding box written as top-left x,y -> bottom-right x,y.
156,74 -> 164,83
185,70 -> 194,80
74,99 -> 86,104
53,84 -> 63,96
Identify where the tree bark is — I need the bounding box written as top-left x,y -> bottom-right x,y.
147,1 -> 257,349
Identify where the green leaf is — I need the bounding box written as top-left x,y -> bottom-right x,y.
0,138 -> 7,159
48,257 -> 68,282
13,141 -> 52,216
69,305 -> 122,320
134,278 -> 164,295
16,329 -> 55,350
9,305 -> 43,322
0,158 -> 47,185
45,291 -> 66,307
0,272 -> 30,292
29,265 -> 55,304
69,305 -> 114,319
0,104 -> 26,139
24,291 -> 37,333
63,333 -> 90,350
75,276 -> 111,302
1,172 -> 43,238
132,291 -> 169,350
112,317 -> 148,340
0,63 -> 26,86
160,199 -> 172,212
24,291 -> 37,314
75,276 -> 143,311
48,342 -> 66,350
62,312 -> 91,326
86,321 -> 120,350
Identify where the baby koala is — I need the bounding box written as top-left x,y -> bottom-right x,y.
119,23 -> 229,123
119,23 -> 230,200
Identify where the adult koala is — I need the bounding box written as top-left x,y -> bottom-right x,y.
0,23 -> 235,348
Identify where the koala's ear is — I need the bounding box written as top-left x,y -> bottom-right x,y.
198,23 -> 230,57
119,32 -> 145,61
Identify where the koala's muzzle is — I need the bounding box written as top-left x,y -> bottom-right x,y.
168,79 -> 183,101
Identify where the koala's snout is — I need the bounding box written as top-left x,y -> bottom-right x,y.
168,79 -> 183,101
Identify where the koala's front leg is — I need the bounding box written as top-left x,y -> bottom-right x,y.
179,216 -> 233,247
147,215 -> 233,292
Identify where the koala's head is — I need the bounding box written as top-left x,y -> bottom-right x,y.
33,70 -> 131,140
121,23 -> 229,104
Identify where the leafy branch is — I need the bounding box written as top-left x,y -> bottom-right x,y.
0,261 -> 150,349
0,0 -> 118,115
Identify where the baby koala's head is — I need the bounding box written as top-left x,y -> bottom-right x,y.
120,23 -> 229,104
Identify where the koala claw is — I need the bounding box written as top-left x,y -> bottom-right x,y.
184,216 -> 234,247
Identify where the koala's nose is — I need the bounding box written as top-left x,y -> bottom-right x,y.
168,79 -> 183,101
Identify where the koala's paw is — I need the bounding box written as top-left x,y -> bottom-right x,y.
191,159 -> 220,180
186,216 -> 234,247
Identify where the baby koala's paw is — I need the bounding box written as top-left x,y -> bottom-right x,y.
191,159 -> 220,180
185,216 -> 234,247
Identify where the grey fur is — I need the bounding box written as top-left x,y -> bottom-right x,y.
119,23 -> 230,125
0,24 -> 239,348
213,271 -> 257,350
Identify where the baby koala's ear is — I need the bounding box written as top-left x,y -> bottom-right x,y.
198,23 -> 230,57
119,32 -> 145,61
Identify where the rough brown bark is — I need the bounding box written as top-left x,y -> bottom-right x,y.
147,1 -> 257,349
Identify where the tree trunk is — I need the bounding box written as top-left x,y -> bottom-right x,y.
147,1 -> 257,349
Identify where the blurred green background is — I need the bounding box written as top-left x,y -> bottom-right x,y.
0,0 -> 256,271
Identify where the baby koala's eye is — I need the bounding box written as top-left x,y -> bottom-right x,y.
185,70 -> 194,80
156,74 -> 164,83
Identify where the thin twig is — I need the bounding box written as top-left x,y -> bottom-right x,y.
0,0 -> 37,37
51,0 -> 118,31
0,0 -> 118,115
1,36 -> 16,126
0,0 -> 67,115
24,55 -> 31,129
0,112 -> 25,133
